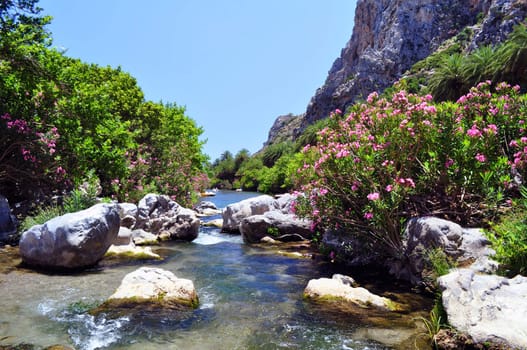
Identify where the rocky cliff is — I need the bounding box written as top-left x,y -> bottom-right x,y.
263,0 -> 527,147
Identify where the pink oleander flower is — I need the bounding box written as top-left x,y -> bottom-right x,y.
475,153 -> 487,163
385,185 -> 393,192
364,212 -> 373,220
467,126 -> 482,138
367,192 -> 380,201
319,188 -> 328,196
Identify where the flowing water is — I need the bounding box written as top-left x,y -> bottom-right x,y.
0,191 -> 432,350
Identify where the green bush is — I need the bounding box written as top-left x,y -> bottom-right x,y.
486,187 -> 527,276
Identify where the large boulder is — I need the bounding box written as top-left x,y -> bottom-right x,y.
240,211 -> 313,244
303,274 -> 401,311
134,194 -> 200,242
438,269 -> 527,349
391,217 -> 498,283
19,203 -> 120,269
222,195 -> 279,233
0,195 -> 17,244
104,267 -> 198,308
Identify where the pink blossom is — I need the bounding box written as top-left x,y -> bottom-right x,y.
510,140 -> 519,147
445,158 -> 454,168
364,212 -> 373,220
367,192 -> 380,201
319,188 -> 328,196
385,185 -> 393,192
484,124 -> 498,134
475,153 -> 486,162
521,137 -> 527,144
467,126 -> 482,138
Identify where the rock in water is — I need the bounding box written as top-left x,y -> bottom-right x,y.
134,193 -> 200,242
0,194 -> 17,244
106,267 -> 198,308
19,203 -> 120,269
240,211 -> 313,244
438,269 -> 527,349
222,195 -> 279,233
304,274 -> 401,311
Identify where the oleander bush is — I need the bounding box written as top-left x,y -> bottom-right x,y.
294,81 -> 527,259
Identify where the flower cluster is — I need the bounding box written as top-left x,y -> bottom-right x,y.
294,82 -> 527,258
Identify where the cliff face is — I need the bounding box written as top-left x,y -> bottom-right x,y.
298,0 -> 527,131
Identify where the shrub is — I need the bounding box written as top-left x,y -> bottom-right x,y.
486,187 -> 527,276
295,82 -> 527,260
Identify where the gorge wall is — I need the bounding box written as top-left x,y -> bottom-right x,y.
262,0 -> 527,147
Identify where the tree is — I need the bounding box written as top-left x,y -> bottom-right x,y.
429,53 -> 466,101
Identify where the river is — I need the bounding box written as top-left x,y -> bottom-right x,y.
0,191 -> 431,349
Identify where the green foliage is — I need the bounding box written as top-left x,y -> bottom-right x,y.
417,296 -> 448,349
295,82 -> 527,259
261,141 -> 293,167
19,204 -> 62,232
20,171 -> 103,231
0,1 -> 208,206
429,53 -> 466,101
486,187 -> 527,276
426,23 -> 527,102
426,248 -> 457,278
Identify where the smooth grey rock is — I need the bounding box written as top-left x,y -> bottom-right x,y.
19,203 -> 120,269
392,217 -> 497,283
107,267 -> 198,308
240,211 -> 312,244
222,195 -> 279,233
0,195 -> 17,244
275,193 -> 296,214
118,202 -> 137,219
134,194 -> 200,242
304,274 -> 400,311
438,269 -> 527,349
132,229 -> 159,245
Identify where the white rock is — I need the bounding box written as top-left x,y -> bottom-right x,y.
304,274 -> 399,311
108,267 -> 198,308
438,269 -> 527,349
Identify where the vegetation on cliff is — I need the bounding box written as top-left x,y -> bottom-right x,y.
0,0 -> 208,208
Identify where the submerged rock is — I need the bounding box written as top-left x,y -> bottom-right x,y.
303,274 -> 401,311
105,243 -> 161,260
131,229 -> 159,245
19,203 -> 119,269
103,267 -> 198,309
438,269 -> 527,350
222,195 -> 279,233
202,218 -> 223,228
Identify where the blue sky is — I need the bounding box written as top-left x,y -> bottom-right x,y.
39,0 -> 357,161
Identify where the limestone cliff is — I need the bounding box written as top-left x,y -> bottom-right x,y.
263,0 -> 526,147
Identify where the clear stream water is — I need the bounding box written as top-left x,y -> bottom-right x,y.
0,191 -> 432,350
